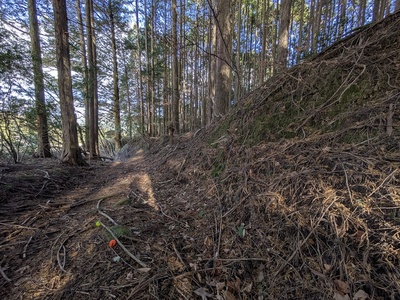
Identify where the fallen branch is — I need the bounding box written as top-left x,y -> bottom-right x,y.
97,199 -> 118,226
0,264 -> 11,283
57,244 -> 66,273
23,236 -> 33,259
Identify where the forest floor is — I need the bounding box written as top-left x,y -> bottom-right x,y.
1,126 -> 400,300
1,10 -> 400,300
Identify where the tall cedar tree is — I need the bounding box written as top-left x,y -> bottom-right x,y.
28,0 -> 51,157
172,0 -> 180,133
53,0 -> 86,165
276,0 -> 292,72
76,0 -> 90,151
109,0 -> 122,150
215,0 -> 232,116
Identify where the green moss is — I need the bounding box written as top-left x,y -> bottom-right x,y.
211,149 -> 226,178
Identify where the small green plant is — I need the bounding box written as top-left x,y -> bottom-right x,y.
237,223 -> 245,238
109,225 -> 131,238
211,163 -> 224,178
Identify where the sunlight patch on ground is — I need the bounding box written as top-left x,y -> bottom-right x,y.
132,173 -> 159,211
30,262 -> 73,299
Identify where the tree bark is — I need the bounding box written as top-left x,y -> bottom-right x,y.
296,0 -> 304,62
135,0 -> 145,135
53,0 -> 86,166
373,0 -> 381,21
215,0 -> 232,117
109,0 -> 122,150
86,0 -> 99,158
76,0 -> 89,151
172,0 -> 180,133
28,0 -> 51,158
234,0 -> 242,101
208,9 -> 217,123
276,0 -> 292,73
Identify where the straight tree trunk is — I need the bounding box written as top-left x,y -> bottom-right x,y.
296,0 -> 304,62
179,0 -> 186,132
143,0 -> 152,136
338,0 -> 347,37
234,0 -> 242,100
373,0 -> 381,21
86,0 -> 99,158
276,0 -> 292,72
358,0 -> 366,26
193,1 -> 200,128
193,33 -> 199,128
201,18 -> 207,126
172,0 -> 180,133
208,8 -> 216,123
52,0 -> 86,165
307,0 -> 314,54
124,64 -> 133,138
92,16 -> 100,155
28,0 -> 51,158
271,1 -> 279,73
150,1 -> 156,135
215,0 -> 232,116
135,0 -> 145,135
109,0 -> 122,150
76,0 -> 89,151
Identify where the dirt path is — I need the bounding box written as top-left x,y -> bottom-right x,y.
1,146 -> 210,299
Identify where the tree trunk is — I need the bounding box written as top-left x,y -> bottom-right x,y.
358,0 -> 366,26
234,0 -> 242,101
150,1 -> 156,135
76,0 -> 89,152
338,0 -> 347,37
296,0 -> 304,62
86,0 -> 98,158
109,0 -> 122,150
28,0 -> 51,158
373,0 -> 381,21
208,9 -> 216,123
135,0 -> 145,135
276,0 -> 292,72
215,0 -> 232,117
172,0 -> 180,133
52,0 -> 86,166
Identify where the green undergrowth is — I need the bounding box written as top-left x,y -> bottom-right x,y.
211,58 -> 395,147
